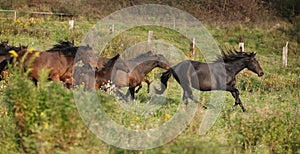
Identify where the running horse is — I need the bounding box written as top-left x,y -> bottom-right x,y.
0,43 -> 27,80
16,44 -> 98,87
99,51 -> 171,100
155,49 -> 264,112
73,54 -> 130,90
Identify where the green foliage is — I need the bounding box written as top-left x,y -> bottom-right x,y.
0,65 -> 92,153
224,103 -> 299,153
0,13 -> 299,153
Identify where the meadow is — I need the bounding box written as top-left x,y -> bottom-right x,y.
0,16 -> 299,154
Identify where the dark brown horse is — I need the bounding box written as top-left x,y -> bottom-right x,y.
0,43 -> 27,80
0,40 -> 13,64
104,51 -> 171,100
0,40 -> 9,51
155,50 -> 264,112
16,45 -> 98,86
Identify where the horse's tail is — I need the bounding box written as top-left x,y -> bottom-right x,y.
155,68 -> 180,94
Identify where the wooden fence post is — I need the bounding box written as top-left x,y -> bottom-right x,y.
69,19 -> 74,31
109,24 -> 114,34
14,10 -> 16,21
148,31 -> 153,43
238,35 -> 244,52
190,37 -> 195,55
173,17 -> 176,29
282,41 -> 289,67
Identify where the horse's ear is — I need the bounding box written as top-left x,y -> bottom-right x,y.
252,52 -> 256,57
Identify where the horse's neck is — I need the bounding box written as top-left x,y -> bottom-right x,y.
225,59 -> 247,75
137,60 -> 158,74
104,60 -> 118,75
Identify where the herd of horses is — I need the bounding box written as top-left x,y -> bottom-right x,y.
0,40 -> 264,112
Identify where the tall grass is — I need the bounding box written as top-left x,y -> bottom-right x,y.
0,17 -> 299,153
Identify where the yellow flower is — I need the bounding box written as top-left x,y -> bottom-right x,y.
135,116 -> 140,121
9,50 -> 18,58
34,52 -> 40,57
28,47 -> 34,53
164,114 -> 171,121
280,103 -> 286,107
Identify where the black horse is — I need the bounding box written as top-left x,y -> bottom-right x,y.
0,44 -> 27,80
155,49 -> 264,112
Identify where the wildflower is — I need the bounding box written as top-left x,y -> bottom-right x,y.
34,52 -> 40,57
135,116 -> 140,121
9,50 -> 18,58
280,102 -> 286,107
164,114 -> 171,121
28,47 -> 34,53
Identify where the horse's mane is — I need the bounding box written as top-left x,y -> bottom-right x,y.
46,40 -> 74,52
214,48 -> 256,63
133,51 -> 154,61
102,54 -> 120,72
47,40 -> 92,57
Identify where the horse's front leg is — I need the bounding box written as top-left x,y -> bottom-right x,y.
129,87 -> 135,100
64,77 -> 74,89
227,86 -> 246,112
135,84 -> 142,93
144,78 -> 150,93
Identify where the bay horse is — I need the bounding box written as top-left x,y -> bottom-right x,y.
155,50 -> 264,112
73,54 -> 130,90
106,51 -> 171,100
94,54 -> 130,90
16,45 -> 98,87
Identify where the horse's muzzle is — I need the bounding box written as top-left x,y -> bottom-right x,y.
93,66 -> 99,72
258,72 -> 264,77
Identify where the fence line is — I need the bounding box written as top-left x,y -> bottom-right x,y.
0,9 -> 73,20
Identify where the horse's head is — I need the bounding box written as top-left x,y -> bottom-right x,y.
155,54 -> 171,70
77,46 -> 99,71
103,54 -> 130,73
1,40 -> 9,45
0,40 -> 9,50
245,52 -> 264,77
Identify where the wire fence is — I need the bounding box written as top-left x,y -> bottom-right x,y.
0,9 -> 73,20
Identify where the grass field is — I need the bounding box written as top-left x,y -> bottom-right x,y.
0,16 -> 299,153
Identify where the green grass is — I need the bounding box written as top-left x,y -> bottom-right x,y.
0,17 -> 299,153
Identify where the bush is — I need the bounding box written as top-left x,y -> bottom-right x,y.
224,98 -> 299,153
0,65 -> 89,153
